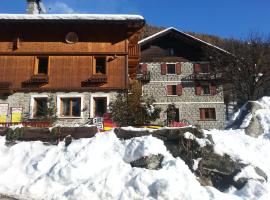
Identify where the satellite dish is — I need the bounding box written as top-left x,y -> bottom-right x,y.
65,32 -> 79,44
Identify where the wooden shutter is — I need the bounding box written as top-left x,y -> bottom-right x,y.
161,63 -> 167,75
176,63 -> 182,75
194,63 -> 201,73
210,85 -> 217,95
177,84 -> 183,96
210,108 -> 216,119
141,63 -> 148,75
167,85 -> 172,95
195,85 -> 202,95
200,108 -> 205,120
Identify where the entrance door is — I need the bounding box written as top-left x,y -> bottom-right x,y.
94,97 -> 107,117
175,108 -> 180,122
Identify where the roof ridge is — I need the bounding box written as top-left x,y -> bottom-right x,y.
139,26 -> 229,54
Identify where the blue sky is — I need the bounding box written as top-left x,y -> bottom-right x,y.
0,0 -> 269,39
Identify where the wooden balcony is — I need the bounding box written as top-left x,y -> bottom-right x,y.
22,74 -> 49,88
0,82 -> 12,95
128,44 -> 140,57
137,72 -> 151,83
81,75 -> 108,87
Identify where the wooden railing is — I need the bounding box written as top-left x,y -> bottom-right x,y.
0,121 -> 52,128
194,73 -> 222,80
22,74 -> 49,87
128,44 -> 140,57
30,74 -> 49,83
81,75 -> 108,87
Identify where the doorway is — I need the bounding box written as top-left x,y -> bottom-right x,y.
94,97 -> 107,117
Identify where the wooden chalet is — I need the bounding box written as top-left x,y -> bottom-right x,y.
0,14 -> 144,126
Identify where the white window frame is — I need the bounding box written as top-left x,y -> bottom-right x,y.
90,93 -> 110,118
30,94 -> 48,119
57,94 -> 84,119
166,63 -> 177,75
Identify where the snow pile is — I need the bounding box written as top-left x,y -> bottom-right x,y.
0,130 -> 245,200
227,96 -> 270,135
205,129 -> 270,200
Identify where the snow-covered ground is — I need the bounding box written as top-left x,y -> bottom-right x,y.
0,97 -> 270,200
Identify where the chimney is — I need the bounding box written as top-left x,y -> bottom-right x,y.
26,0 -> 46,14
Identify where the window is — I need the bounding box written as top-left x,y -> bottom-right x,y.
94,97 -> 107,117
168,48 -> 174,56
36,57 -> 49,75
33,98 -> 48,117
200,63 -> 210,73
202,85 -> 211,95
200,108 -> 216,120
167,85 -> 177,95
60,98 -> 81,117
194,63 -> 210,73
95,57 -> 106,75
167,64 -> 176,74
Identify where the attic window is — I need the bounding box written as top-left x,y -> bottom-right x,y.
65,32 -> 79,44
169,48 -> 174,56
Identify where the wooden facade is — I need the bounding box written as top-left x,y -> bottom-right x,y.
0,18 -> 145,94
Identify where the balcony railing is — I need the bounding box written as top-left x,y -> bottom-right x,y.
81,75 -> 108,87
193,72 -> 222,81
30,74 -> 49,84
137,72 -> 151,83
22,74 -> 49,87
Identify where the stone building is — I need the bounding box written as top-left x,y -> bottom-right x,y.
139,27 -> 227,129
0,13 -> 144,126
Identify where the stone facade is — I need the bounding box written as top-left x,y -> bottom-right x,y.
142,62 -> 226,129
0,91 -> 118,126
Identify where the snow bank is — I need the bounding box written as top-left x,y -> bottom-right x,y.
205,129 -> 270,200
227,96 -> 270,135
0,130 -> 244,200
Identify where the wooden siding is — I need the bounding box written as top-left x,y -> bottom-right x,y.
0,22 -> 143,92
0,55 -> 126,90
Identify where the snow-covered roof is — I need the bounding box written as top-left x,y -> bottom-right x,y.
0,14 -> 144,21
139,27 -> 229,54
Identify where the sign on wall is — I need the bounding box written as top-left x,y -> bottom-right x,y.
0,103 -> 9,123
89,117 -> 104,130
11,107 -> 23,123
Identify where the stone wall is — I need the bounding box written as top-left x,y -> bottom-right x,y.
142,62 -> 226,129
0,91 -> 118,126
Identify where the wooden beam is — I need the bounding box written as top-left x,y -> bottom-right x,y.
0,52 -> 128,56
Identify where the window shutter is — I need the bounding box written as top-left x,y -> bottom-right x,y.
176,63 -> 182,75
141,63 -> 148,75
195,85 -> 202,95
177,84 -> 183,96
167,85 -> 172,95
161,63 -> 167,75
210,85 -> 217,95
200,108 -> 205,120
194,63 -> 201,73
210,108 -> 216,119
